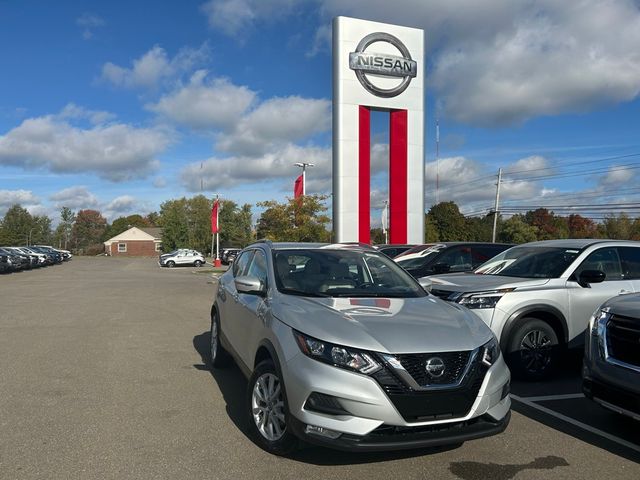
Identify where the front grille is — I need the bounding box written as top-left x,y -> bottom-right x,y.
398,351 -> 471,386
430,288 -> 454,300
372,351 -> 488,422
607,314 -> 640,367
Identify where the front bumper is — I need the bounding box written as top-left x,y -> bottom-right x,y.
281,349 -> 511,449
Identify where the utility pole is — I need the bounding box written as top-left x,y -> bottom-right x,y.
492,168 -> 502,243
294,162 -> 314,195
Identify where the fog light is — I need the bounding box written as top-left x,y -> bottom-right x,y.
305,425 -> 342,439
501,382 -> 510,400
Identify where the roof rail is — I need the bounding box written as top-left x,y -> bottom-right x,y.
253,238 -> 273,246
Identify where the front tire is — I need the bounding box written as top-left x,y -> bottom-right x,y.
194,260 -> 203,267
210,310 -> 230,368
507,318 -> 560,380
166,260 -> 175,268
246,360 -> 298,455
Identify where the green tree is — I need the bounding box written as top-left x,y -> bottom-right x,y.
159,198 -> 189,252
424,214 -> 439,242
600,213 -> 633,239
103,214 -> 150,241
427,202 -> 468,241
72,209 -> 107,253
59,207 -> 76,249
370,228 -> 385,245
218,200 -> 253,248
187,195 -> 213,254
256,195 -> 331,242
498,215 -> 539,244
1,205 -> 32,245
467,214 -> 495,242
524,208 -> 568,240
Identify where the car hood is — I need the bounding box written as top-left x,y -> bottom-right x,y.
428,273 -> 550,292
602,293 -> 640,318
272,294 -> 492,354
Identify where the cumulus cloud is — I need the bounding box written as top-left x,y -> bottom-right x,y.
50,186 -> 99,210
0,189 -> 40,216
276,0 -> 640,125
217,96 -> 331,155
0,107 -> 170,181
181,144 -> 330,191
200,0 -> 300,36
77,13 -> 105,40
101,44 -> 210,89
147,71 -> 256,130
597,165 -> 637,187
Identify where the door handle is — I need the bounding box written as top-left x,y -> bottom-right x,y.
619,289 -> 632,295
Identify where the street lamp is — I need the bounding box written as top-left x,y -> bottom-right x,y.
293,162 -> 314,196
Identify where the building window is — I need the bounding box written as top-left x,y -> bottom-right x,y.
118,243 -> 127,253
155,243 -> 161,252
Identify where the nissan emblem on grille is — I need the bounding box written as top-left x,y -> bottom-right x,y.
425,357 -> 446,379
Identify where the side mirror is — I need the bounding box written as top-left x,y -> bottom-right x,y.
418,277 -> 432,293
235,275 -> 266,296
577,270 -> 606,288
432,263 -> 451,274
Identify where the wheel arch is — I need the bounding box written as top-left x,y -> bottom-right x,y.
500,304 -> 568,351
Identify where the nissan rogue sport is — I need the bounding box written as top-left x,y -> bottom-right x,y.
209,241 -> 511,454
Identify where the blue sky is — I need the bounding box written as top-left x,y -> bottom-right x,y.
1,0 -> 640,226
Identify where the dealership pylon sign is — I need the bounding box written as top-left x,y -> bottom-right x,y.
333,16 -> 424,244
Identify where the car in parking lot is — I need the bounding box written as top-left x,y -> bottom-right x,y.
394,242 -> 513,279
158,249 -> 205,267
583,293 -> 640,421
209,241 -> 511,454
429,239 -> 640,380
221,248 -> 242,265
373,244 -> 416,259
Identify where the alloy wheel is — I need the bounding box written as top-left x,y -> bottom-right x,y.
519,329 -> 552,374
251,373 -> 286,441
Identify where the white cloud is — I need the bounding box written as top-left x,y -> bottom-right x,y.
200,0 -> 300,36
101,44 -> 210,89
306,0 -> 640,125
597,165 -> 637,187
147,71 -> 256,130
181,144 -> 330,191
0,189 -> 40,216
0,108 -> 170,182
50,186 -> 99,210
217,96 -> 331,155
77,13 -> 105,40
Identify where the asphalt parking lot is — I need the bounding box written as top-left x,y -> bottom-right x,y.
1,257 -> 638,479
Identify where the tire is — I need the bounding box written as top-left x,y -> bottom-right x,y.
246,360 -> 298,455
194,260 -> 203,267
209,310 -> 230,368
506,318 -> 560,380
166,260 -> 175,268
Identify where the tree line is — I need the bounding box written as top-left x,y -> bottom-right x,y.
1,197 -> 639,255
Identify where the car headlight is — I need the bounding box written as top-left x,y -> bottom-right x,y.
589,307 -> 611,336
481,336 -> 501,366
457,288 -> 514,309
294,331 -> 381,375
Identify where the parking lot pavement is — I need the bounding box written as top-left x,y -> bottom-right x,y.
1,257 -> 639,479
510,352 -> 640,464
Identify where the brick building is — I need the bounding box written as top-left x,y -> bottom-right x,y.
103,227 -> 162,257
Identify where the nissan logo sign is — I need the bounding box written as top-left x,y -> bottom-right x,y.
349,32 -> 417,98
425,357 -> 446,379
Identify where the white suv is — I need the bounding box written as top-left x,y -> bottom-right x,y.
159,249 -> 205,267
429,239 -> 640,379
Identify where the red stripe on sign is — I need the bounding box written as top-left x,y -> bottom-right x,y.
359,106 -> 371,244
389,109 -> 408,244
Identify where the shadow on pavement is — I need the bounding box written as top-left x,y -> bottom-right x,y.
192,330 -> 463,465
449,455 -> 569,480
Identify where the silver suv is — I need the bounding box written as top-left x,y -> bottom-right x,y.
209,241 -> 510,454
583,293 -> 640,421
429,239 -> 640,379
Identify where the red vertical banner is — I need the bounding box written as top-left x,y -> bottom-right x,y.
358,106 -> 371,244
390,109 -> 408,244
211,199 -> 219,234
294,175 -> 303,198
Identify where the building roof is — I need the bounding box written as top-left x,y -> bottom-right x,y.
140,227 -> 162,239
103,226 -> 163,246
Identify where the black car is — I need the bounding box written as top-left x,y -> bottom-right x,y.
394,242 -> 514,278
0,253 -> 10,273
0,247 -> 30,270
374,244 -> 416,259
221,248 -> 242,265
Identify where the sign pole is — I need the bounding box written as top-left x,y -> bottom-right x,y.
214,194 -> 221,267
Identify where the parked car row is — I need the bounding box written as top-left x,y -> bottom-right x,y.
0,245 -> 71,273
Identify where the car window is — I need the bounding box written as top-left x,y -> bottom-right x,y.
233,251 -> 254,277
619,247 -> 640,279
246,250 -> 267,286
435,246 -> 473,272
472,245 -> 509,267
574,247 -> 623,281
475,247 -> 581,278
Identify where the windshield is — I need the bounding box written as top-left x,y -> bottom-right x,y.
273,249 -> 426,298
474,246 -> 581,278
395,247 -> 444,269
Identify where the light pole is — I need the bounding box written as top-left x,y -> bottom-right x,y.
293,162 -> 314,195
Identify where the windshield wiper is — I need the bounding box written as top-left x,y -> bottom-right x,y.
281,288 -> 329,298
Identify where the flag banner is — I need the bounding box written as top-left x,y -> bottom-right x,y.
211,199 -> 219,234
294,175 -> 303,198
